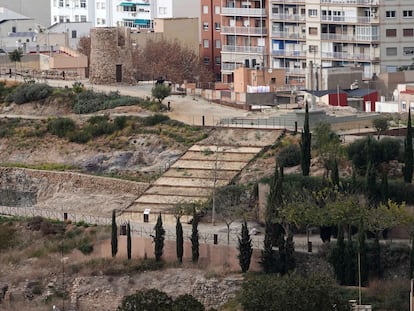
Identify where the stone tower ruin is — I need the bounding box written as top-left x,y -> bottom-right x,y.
89,27 -> 135,84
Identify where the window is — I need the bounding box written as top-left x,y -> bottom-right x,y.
386,10 -> 396,18
54,16 -> 57,22
215,22 -> 220,30
271,78 -> 276,84
403,47 -> 414,55
159,7 -> 167,15
59,16 -> 64,23
96,2 -> 100,9
215,57 -> 221,65
386,29 -> 397,37
80,0 -> 86,8
203,5 -> 208,14
309,45 -> 318,53
308,9 -> 318,17
402,101 -> 407,111
80,15 -> 87,22
101,2 -> 105,9
65,16 -> 70,22
71,30 -> 77,38
53,0 -> 57,7
215,39 -> 221,48
404,28 -> 414,37
203,57 -> 210,65
386,47 -> 397,56
203,39 -> 209,48
101,18 -> 106,25
215,6 -> 220,14
403,10 -> 413,18
75,15 -> 79,22
309,27 -> 318,35
203,22 -> 209,31
11,26 -> 16,33
59,0 -> 63,7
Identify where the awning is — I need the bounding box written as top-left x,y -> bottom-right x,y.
134,19 -> 150,25
120,2 -> 134,7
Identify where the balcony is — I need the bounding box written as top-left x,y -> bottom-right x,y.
221,7 -> 266,17
321,51 -> 379,61
321,15 -> 378,24
271,50 -> 306,58
221,63 -> 243,72
320,0 -> 379,5
272,31 -> 306,40
221,26 -> 267,36
321,33 -> 379,42
271,0 -> 305,3
222,45 -> 265,54
271,13 -> 305,22
284,68 -> 305,75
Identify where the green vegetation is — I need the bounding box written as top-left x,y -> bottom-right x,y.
151,84 -> 171,103
153,213 -> 165,261
6,83 -> 53,104
117,289 -> 205,311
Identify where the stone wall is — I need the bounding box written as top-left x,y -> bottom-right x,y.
90,27 -> 135,85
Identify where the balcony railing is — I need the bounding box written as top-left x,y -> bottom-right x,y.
271,13 -> 305,21
221,26 -> 267,35
320,15 -> 378,24
321,51 -> 379,61
221,7 -> 266,17
272,31 -> 306,39
221,63 -> 243,71
321,33 -> 379,41
222,45 -> 265,54
320,0 -> 379,5
284,68 -> 305,75
271,50 -> 306,57
271,0 -> 305,3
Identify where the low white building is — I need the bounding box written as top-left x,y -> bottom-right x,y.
375,84 -> 414,113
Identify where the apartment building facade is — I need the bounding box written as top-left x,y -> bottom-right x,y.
50,0 -> 199,29
200,0 -> 222,81
220,0 -> 414,87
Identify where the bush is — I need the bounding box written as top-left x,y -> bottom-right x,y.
77,243 -> 94,255
68,130 -> 91,144
143,114 -> 170,126
73,90 -> 138,114
277,144 -> 301,167
6,83 -> 53,104
114,116 -> 128,130
47,117 -> 76,138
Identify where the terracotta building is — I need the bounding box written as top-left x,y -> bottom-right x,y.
200,0 -> 222,82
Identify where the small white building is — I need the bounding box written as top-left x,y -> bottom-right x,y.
375,84 -> 414,113
47,22 -> 93,49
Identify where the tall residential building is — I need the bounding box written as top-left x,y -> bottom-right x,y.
50,0 -> 199,29
220,0 -> 414,87
220,0 -> 268,83
200,0 -> 222,81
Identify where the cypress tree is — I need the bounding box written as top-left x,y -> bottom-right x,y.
284,231 -> 295,273
404,109 -> 413,183
176,216 -> 184,263
190,209 -> 199,263
344,239 -> 357,285
300,103 -> 311,176
260,222 -> 277,273
332,224 -> 346,284
380,171 -> 389,205
126,221 -> 132,260
365,159 -> 377,207
357,220 -> 368,286
238,221 -> 253,273
372,233 -> 382,278
331,158 -> 340,187
111,209 -> 118,258
153,213 -> 165,261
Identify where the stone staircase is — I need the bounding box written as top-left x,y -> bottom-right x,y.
123,129 -> 283,223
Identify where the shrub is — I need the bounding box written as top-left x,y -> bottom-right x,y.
47,117 -> 76,138
77,243 -> 94,255
277,144 -> 301,167
143,114 -> 170,126
68,130 -> 91,144
0,222 -> 18,250
114,116 -> 127,130
6,83 -> 53,104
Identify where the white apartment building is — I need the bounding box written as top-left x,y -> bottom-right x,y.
221,0 -> 414,86
50,0 -> 199,29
